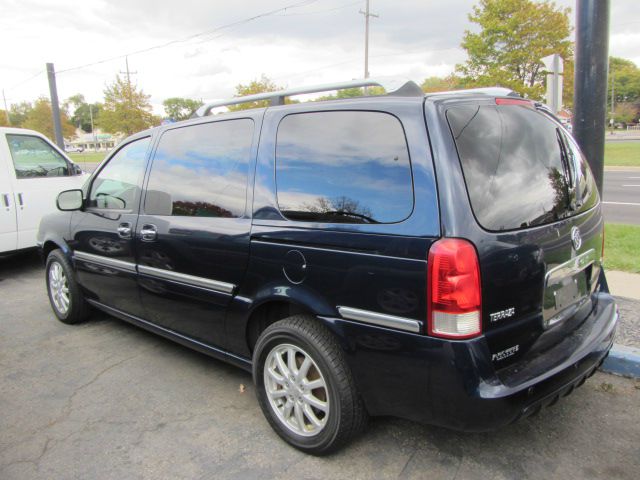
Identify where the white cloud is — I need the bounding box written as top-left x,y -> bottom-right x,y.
1,0 -> 638,116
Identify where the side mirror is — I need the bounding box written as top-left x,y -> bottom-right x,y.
71,163 -> 83,175
57,189 -> 84,211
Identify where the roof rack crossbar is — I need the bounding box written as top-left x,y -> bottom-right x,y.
193,77 -> 423,117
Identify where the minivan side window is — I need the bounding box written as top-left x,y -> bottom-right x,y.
144,119 -> 254,218
88,137 -> 150,211
275,111 -> 414,224
6,134 -> 70,178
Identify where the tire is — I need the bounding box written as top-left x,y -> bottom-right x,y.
45,249 -> 90,324
253,315 -> 368,455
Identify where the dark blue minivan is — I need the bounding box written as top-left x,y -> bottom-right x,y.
38,79 -> 618,454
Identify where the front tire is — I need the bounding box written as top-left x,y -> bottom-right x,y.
46,249 -> 89,324
253,315 -> 367,454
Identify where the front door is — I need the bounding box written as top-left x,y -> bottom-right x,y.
136,117 -> 257,348
3,133 -> 85,249
71,136 -> 151,318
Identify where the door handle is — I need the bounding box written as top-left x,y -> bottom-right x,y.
17,192 -> 23,208
140,224 -> 158,242
117,222 -> 132,239
1,193 -> 10,209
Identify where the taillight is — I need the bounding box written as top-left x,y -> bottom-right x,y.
427,238 -> 482,339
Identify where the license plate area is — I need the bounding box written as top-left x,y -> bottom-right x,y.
542,249 -> 596,329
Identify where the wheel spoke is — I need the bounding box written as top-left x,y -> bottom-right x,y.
267,388 -> 287,399
303,393 -> 328,412
294,402 -> 305,430
297,356 -> 312,381
287,347 -> 297,376
267,367 -> 286,385
303,403 -> 324,428
282,399 -> 294,419
303,378 -> 325,390
275,351 -> 290,378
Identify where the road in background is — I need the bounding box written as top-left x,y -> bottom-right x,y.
603,170 -> 640,225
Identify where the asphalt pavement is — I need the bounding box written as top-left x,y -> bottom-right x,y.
602,169 -> 640,225
1,252 -> 639,480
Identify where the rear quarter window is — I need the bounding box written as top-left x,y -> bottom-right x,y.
275,111 -> 414,224
446,103 -> 598,231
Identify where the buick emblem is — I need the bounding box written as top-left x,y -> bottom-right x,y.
571,226 -> 582,251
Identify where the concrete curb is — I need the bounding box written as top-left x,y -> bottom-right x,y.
600,344 -> 640,379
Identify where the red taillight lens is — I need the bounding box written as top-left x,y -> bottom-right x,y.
427,238 -> 482,339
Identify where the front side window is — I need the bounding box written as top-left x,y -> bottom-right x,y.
275,111 -> 414,224
145,119 -> 254,218
89,137 -> 150,210
6,134 -> 70,178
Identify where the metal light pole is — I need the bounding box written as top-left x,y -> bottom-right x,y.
572,0 -> 610,195
46,63 -> 65,148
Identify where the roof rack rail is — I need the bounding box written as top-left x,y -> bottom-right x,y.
193,77 -> 423,117
425,87 -> 520,98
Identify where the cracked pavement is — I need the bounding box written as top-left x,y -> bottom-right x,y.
1,251 -> 639,480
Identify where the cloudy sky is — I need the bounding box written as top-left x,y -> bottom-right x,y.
1,0 -> 639,115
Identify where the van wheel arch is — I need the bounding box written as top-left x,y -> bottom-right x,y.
246,300 -> 319,353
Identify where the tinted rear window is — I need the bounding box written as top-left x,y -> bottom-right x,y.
447,104 -> 598,231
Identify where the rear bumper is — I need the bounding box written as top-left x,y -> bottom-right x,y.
320,292 -> 618,431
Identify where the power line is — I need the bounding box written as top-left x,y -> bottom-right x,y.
56,0 -> 320,75
274,0 -> 360,16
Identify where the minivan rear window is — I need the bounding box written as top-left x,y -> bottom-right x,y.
446,104 -> 598,231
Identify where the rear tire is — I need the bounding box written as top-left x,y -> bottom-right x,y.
253,315 -> 368,454
46,249 -> 89,324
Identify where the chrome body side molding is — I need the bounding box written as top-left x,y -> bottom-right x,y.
73,251 -> 136,273
138,264 -> 235,295
337,306 -> 421,333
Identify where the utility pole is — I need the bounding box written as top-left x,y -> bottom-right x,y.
2,89 -> 10,125
46,62 -> 65,149
573,0 -> 610,195
89,104 -> 97,152
359,0 -> 379,80
119,56 -> 137,105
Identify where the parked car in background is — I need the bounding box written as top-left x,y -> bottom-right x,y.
38,79 -> 617,454
65,144 -> 85,153
0,127 -> 87,255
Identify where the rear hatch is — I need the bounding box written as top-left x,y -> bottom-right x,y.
445,98 -> 603,369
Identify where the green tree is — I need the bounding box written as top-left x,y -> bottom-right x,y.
613,102 -> 639,125
227,75 -> 283,111
163,97 -> 204,121
456,0 -> 573,103
421,75 -> 465,93
0,110 -> 9,127
63,93 -> 102,133
98,75 -> 157,135
22,97 -> 76,140
609,57 -> 640,106
8,101 -> 33,127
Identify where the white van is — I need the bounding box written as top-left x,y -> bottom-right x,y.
0,127 -> 88,254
